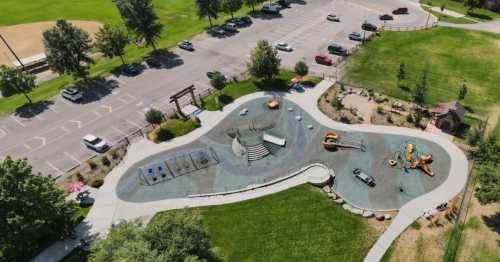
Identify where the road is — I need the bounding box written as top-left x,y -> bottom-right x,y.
0,0 -> 430,177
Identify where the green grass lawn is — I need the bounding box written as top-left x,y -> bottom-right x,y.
148,118 -> 199,143
204,71 -> 322,111
343,27 -> 500,116
153,185 -> 379,261
422,6 -> 476,24
0,0 -> 257,114
420,0 -> 500,21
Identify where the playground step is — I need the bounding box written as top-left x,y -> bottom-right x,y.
246,144 -> 271,161
263,142 -> 284,155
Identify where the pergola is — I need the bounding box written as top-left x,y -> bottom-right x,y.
169,85 -> 199,119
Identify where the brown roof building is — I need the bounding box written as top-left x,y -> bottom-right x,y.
430,101 -> 466,133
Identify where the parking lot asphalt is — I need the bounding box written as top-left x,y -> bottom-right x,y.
0,0 -> 431,177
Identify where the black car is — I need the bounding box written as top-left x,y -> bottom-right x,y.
178,40 -> 194,51
206,71 -> 226,80
392,7 -> 408,15
275,0 -> 290,8
145,57 -> 162,68
327,44 -> 348,56
239,16 -> 252,25
208,26 -> 226,36
361,22 -> 378,32
226,18 -> 245,27
122,64 -> 141,76
348,32 -> 363,41
379,14 -> 394,21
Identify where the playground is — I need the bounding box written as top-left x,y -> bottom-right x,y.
116,97 -> 451,210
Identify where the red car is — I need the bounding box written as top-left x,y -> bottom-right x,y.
315,54 -> 332,66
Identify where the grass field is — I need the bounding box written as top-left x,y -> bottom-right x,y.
420,0 -> 500,21
152,184 -> 378,261
343,27 -> 500,116
0,0 -> 256,114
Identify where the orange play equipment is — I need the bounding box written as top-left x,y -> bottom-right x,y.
405,143 -> 414,161
409,154 -> 434,177
321,131 -> 339,149
267,99 -> 280,109
388,159 -> 397,166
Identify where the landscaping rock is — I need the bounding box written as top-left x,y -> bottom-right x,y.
322,185 -> 331,193
307,124 -> 313,129
375,213 -> 385,221
328,192 -> 337,199
362,211 -> 374,218
287,107 -> 294,112
350,208 -> 363,215
384,214 -> 392,220
342,204 -> 352,210
333,198 -> 344,204
295,115 -> 302,121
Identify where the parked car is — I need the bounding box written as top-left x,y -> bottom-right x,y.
361,22 -> 378,32
82,134 -> 109,152
208,26 -> 226,36
392,7 -> 409,15
178,40 -> 194,51
122,63 -> 141,76
326,14 -> 340,22
239,16 -> 252,25
206,70 -> 226,80
348,32 -> 363,41
222,22 -> 239,33
315,54 -> 332,66
353,168 -> 376,187
60,87 -> 83,102
262,4 -> 281,14
328,44 -> 348,56
275,42 -> 293,52
226,18 -> 246,27
145,56 -> 162,68
379,14 -> 394,21
275,0 -> 291,8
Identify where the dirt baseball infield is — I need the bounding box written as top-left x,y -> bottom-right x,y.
0,20 -> 102,66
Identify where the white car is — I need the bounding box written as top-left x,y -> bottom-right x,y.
61,87 -> 83,102
82,134 -> 109,152
275,42 -> 293,52
327,14 -> 340,22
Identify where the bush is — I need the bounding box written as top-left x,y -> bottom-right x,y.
376,106 -> 384,114
87,160 -> 97,170
294,61 -> 309,77
145,108 -> 163,126
192,116 -> 201,127
101,156 -> 111,167
110,149 -> 120,160
410,221 -> 422,230
406,113 -> 414,123
386,114 -> 393,124
210,73 -> 226,90
89,177 -> 104,188
75,171 -> 85,182
156,127 -> 175,142
331,96 -> 344,111
340,83 -> 346,92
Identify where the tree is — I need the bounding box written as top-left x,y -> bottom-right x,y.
43,20 -> 94,80
294,61 -> 309,77
145,108 -> 163,126
473,135 -> 500,204
413,69 -> 428,107
210,73 -> 226,90
0,157 -> 76,261
113,0 -> 163,51
458,82 -> 468,100
247,40 -> 281,80
94,24 -> 129,65
464,0 -> 484,13
222,0 -> 243,18
89,211 -> 213,261
245,0 -> 264,12
196,0 -> 221,27
0,66 -> 35,103
466,119 -> 487,146
397,61 -> 406,89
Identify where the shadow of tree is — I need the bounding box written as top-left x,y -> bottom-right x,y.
482,212 -> 500,234
467,12 -> 493,20
14,100 -> 55,119
254,78 -> 290,92
78,77 -> 119,105
152,49 -> 184,69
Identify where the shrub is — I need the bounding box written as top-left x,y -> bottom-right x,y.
75,171 -> 85,182
294,61 -> 309,77
145,108 -> 163,126
386,114 -> 393,124
192,116 -> 201,127
376,106 -> 384,114
156,127 -> 175,142
406,113 -> 414,123
101,156 -> 111,167
89,177 -> 104,188
331,96 -> 344,111
87,160 -> 97,170
210,73 -> 226,90
110,149 -> 120,160
340,83 -> 346,92
410,221 -> 422,230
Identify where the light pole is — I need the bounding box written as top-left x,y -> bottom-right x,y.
0,33 -> 24,68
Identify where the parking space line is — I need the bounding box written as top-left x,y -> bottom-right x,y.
111,126 -> 128,136
64,151 -> 82,165
99,105 -> 113,113
0,127 -> 6,139
69,120 -> 82,129
46,161 -> 64,175
10,115 -> 26,127
33,136 -> 47,147
125,119 -> 142,128
48,106 -> 59,114
23,143 -> 33,150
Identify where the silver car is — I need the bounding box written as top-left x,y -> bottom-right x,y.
275,42 -> 293,52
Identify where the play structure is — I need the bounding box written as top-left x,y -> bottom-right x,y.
321,131 -> 366,151
387,143 -> 435,177
137,148 -> 219,185
267,99 -> 280,109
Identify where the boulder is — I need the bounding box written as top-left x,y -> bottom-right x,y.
342,204 -> 352,210
322,185 -> 331,193
362,211 -> 374,218
375,213 -> 385,221
328,192 -> 337,200
333,198 -> 344,204
350,208 -> 363,215
384,214 -> 392,220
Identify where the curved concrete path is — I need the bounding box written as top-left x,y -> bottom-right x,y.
34,79 -> 468,262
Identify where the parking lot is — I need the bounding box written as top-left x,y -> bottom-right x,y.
0,0 -> 431,177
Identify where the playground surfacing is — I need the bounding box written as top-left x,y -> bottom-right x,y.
116,97 -> 451,210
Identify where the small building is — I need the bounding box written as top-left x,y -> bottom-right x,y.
430,101 -> 466,133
